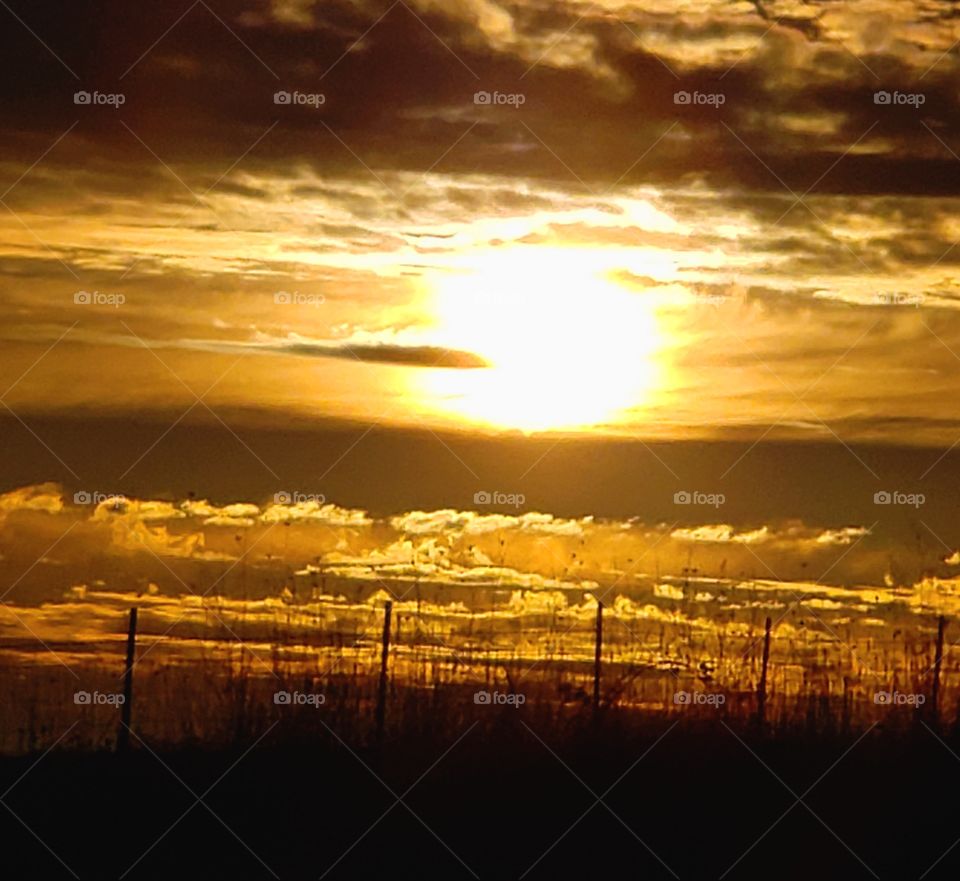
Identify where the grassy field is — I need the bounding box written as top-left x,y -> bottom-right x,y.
1,578 -> 955,754
2,579 -> 958,878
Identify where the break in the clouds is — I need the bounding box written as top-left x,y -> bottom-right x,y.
2,0 -> 960,442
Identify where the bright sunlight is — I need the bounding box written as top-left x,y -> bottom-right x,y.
419,249 -> 667,432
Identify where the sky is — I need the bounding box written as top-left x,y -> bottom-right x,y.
2,0 -> 960,596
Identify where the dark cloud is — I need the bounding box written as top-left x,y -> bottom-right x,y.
2,0 -> 960,196
280,341 -> 489,368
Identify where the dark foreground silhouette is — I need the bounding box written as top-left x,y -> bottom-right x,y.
2,710 -> 959,880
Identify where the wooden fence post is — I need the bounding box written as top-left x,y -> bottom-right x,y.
117,607 -> 138,753
757,616 -> 772,730
375,601 -> 393,747
593,600 -> 603,715
931,615 -> 947,725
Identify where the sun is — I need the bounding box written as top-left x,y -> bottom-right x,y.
417,248 -> 667,432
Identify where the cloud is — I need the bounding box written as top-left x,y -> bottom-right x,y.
260,499 -> 373,527
390,509 -> 592,536
671,524 -> 770,544
90,498 -> 184,523
280,341 -> 488,368
103,518 -> 226,560
0,484 -> 934,609
80,329 -> 490,370
180,500 -> 262,527
0,483 -> 64,521
815,526 -> 872,546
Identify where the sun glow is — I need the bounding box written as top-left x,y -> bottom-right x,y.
419,249 -> 668,432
